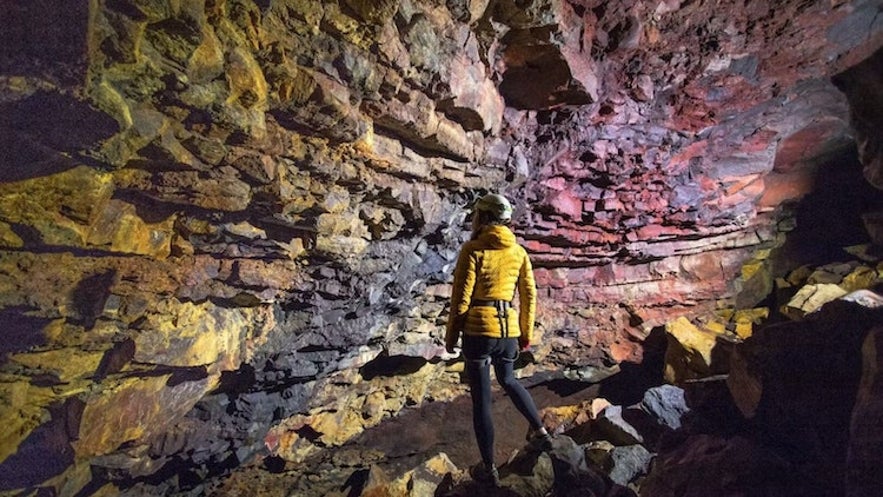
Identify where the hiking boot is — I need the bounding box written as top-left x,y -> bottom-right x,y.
525,427 -> 553,449
470,462 -> 501,487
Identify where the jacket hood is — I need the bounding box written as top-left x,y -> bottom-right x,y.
478,224 -> 517,249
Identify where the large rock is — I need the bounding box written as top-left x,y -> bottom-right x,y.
422,434 -> 639,497
640,434 -> 798,497
73,374 -> 218,458
594,405 -> 644,446
727,299 -> 883,496
640,384 -> 690,430
663,316 -> 737,383
607,444 -> 653,487
846,326 -> 883,497
356,453 -> 459,497
832,47 -> 883,189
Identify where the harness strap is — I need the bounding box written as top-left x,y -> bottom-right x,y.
470,299 -> 512,338
471,299 -> 511,309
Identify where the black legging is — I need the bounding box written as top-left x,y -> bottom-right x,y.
464,335 -> 544,465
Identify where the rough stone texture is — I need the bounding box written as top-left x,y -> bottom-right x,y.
204,263 -> 881,497
639,384 -> 689,430
727,299 -> 883,497
833,45 -> 883,189
640,434 -> 800,497
607,444 -> 653,487
846,325 -> 883,497
662,315 -> 737,383
594,404 -> 644,446
358,452 -> 460,497
0,0 -> 881,494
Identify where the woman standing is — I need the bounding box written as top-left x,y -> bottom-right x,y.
445,193 -> 552,487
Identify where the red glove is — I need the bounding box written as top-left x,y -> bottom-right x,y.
518,336 -> 530,351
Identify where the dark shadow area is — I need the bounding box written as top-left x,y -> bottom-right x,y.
0,0 -> 88,83
679,377 -> 748,437
597,327 -> 666,405
94,338 -> 136,381
213,364 -> 258,395
640,302 -> 883,497
262,455 -> 287,474
0,398 -> 82,491
359,353 -> 427,380
771,145 -> 883,270
341,467 -> 370,497
498,29 -> 593,110
0,306 -> 52,357
166,366 -> 210,387
294,425 -> 323,444
71,270 -> 117,329
744,302 -> 880,497
0,91 -> 118,183
6,223 -> 46,248
536,377 -> 597,397
709,335 -> 738,375
832,46 -> 883,190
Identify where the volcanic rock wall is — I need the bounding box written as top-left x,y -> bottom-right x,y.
0,0 -> 880,494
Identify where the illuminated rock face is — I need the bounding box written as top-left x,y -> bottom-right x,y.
0,0 -> 880,493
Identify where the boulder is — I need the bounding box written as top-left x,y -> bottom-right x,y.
640,434 -> 797,497
639,384 -> 689,430
498,435 -> 632,497
594,405 -> 643,446
846,326 -> 883,497
359,453 -> 459,497
607,445 -> 653,487
728,299 -> 883,496
663,317 -> 736,383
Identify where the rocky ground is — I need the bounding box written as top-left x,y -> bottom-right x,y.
124,252 -> 876,497
201,369 -> 650,497
188,247 -> 882,497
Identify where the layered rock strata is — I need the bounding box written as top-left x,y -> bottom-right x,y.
0,0 -> 881,494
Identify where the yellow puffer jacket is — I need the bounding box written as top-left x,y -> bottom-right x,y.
445,224 -> 537,347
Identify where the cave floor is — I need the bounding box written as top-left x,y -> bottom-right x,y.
206,362 -> 662,497
346,378 -> 602,476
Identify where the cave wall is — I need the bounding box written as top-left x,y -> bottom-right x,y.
0,0 -> 880,493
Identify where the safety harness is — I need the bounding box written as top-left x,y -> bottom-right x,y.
470,299 -> 513,337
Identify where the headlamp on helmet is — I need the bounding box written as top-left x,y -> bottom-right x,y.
474,193 -> 513,221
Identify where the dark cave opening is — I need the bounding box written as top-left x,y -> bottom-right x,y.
775,144 -> 883,269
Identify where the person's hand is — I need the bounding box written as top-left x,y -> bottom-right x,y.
518,336 -> 530,351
